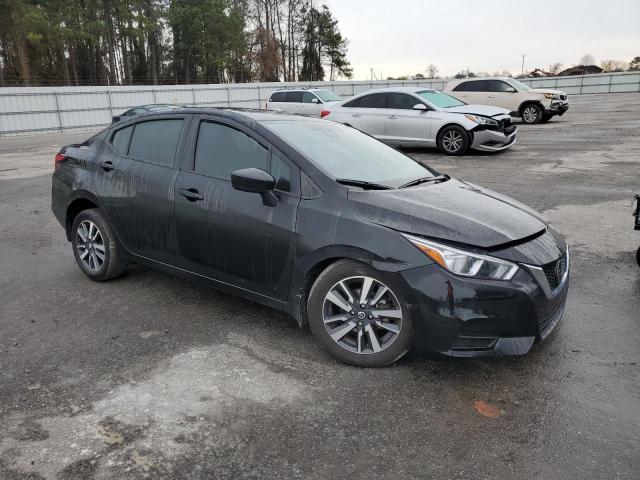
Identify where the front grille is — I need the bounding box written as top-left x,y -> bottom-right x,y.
542,254 -> 568,291
499,118 -> 516,134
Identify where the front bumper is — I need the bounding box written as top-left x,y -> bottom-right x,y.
471,127 -> 517,152
399,248 -> 569,357
547,101 -> 569,116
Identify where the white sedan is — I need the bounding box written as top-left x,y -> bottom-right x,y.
321,87 -> 517,155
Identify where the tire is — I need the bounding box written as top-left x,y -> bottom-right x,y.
541,113 -> 552,123
636,247 -> 640,267
437,125 -> 470,156
521,103 -> 543,124
71,208 -> 126,281
307,260 -> 412,367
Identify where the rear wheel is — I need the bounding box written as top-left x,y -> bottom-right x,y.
307,260 -> 412,367
437,125 -> 470,156
71,209 -> 125,281
521,103 -> 543,124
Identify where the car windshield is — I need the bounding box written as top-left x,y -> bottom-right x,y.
314,90 -> 342,102
417,90 -> 465,108
262,120 -> 436,186
509,79 -> 531,91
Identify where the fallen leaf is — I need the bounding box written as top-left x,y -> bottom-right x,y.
474,400 -> 503,418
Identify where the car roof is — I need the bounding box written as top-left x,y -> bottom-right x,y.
350,86 -> 437,95
125,107 -> 323,125
447,77 -> 514,84
271,88 -> 332,93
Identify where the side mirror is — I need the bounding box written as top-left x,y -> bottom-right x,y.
231,168 -> 278,207
506,87 -> 516,93
112,115 -> 121,123
412,103 -> 428,111
311,97 -> 319,104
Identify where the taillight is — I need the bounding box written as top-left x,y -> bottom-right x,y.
320,110 -> 331,118
54,152 -> 67,170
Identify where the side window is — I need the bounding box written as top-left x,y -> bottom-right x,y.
452,82 -> 468,92
387,93 -> 420,109
284,91 -> 303,103
111,125 -> 133,155
270,153 -> 292,192
128,119 -> 184,166
302,92 -> 318,104
195,122 -> 269,178
344,93 -> 387,108
464,80 -> 490,92
488,80 -> 514,92
269,92 -> 285,102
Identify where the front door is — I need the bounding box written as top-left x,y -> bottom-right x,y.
174,117 -> 300,300
486,80 -> 521,112
383,93 -> 433,145
93,117 -> 188,264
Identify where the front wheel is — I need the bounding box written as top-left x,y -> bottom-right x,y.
521,104 -> 543,124
437,125 -> 470,156
307,260 -> 412,367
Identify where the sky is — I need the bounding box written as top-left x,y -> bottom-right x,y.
321,0 -> 640,80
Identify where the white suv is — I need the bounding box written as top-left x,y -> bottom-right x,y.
265,88 -> 342,117
444,77 -> 569,124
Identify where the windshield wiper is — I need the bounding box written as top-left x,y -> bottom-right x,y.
399,175 -> 448,189
335,179 -> 394,190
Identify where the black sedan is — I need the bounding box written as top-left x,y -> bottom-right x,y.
52,108 -> 569,366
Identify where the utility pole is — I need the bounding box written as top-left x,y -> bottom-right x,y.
521,54 -> 526,77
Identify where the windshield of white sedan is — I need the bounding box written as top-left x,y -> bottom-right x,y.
417,90 -> 465,108
315,90 -> 342,102
262,121 -> 435,186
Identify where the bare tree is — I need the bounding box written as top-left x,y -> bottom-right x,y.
549,62 -> 563,75
579,54 -> 595,66
601,59 -> 627,72
426,64 -> 438,79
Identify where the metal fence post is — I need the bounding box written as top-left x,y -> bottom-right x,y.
257,86 -> 262,109
152,89 -> 157,103
53,92 -> 63,133
107,89 -> 114,120
226,85 -> 231,107
191,88 -> 196,105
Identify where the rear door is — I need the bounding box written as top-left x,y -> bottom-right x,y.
174,116 -> 300,300
283,90 -> 304,115
93,116 -> 189,264
340,93 -> 387,137
384,92 -> 433,145
453,80 -> 491,105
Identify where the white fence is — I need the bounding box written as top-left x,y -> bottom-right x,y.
0,72 -> 639,136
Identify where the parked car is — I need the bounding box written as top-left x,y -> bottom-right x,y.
265,88 -> 342,117
444,77 -> 569,124
322,87 -> 516,155
112,104 -> 181,123
633,194 -> 640,266
52,109 -> 569,367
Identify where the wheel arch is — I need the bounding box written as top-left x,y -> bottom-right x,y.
65,191 -> 103,241
436,122 -> 474,148
518,100 -> 544,117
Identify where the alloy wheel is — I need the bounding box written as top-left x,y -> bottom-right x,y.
76,220 -> 105,272
442,130 -> 464,153
322,276 -> 403,354
523,106 -> 538,123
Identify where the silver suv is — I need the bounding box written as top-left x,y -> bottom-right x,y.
265,88 -> 342,117
444,77 -> 569,124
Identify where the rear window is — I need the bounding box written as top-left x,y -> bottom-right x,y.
458,80 -> 490,92
284,91 -> 303,102
343,93 -> 386,108
269,92 -> 286,102
128,119 -> 184,166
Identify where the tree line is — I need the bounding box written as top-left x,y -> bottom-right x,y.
0,0 -> 353,86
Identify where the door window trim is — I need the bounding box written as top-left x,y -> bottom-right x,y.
184,115 -> 300,197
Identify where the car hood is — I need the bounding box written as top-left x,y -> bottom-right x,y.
348,178 -> 547,249
529,88 -> 566,95
445,104 -> 511,117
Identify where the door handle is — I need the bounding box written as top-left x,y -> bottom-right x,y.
352,113 -> 361,117
178,187 -> 204,202
387,115 -> 397,119
488,95 -> 496,98
98,160 -> 114,172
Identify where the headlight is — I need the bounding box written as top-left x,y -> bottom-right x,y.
464,114 -> 498,126
544,93 -> 560,99
403,234 -> 519,280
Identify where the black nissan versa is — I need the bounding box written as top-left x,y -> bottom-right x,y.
52,108 -> 569,367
